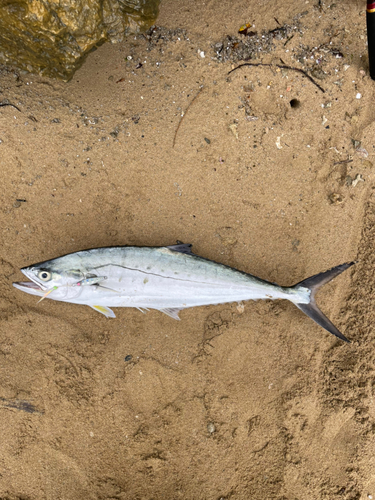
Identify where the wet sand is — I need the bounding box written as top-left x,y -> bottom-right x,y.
0,0 -> 374,498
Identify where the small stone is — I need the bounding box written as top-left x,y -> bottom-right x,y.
229,123 -> 239,139
214,42 -> 223,53
236,302 -> 245,314
207,422 -> 216,434
204,137 -> 211,144
345,175 -> 353,186
13,201 -> 21,208
311,68 -> 327,80
356,93 -> 362,99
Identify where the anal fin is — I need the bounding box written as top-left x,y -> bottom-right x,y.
159,308 -> 183,320
90,305 -> 116,318
136,307 -> 150,314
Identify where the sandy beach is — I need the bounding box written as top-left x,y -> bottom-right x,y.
0,0 -> 374,498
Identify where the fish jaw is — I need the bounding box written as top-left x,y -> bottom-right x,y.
13,280 -> 45,297
13,267 -> 52,298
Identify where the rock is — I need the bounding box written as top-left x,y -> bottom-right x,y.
310,67 -> 327,80
207,422 -> 216,434
229,123 -> 239,139
0,0 -> 160,80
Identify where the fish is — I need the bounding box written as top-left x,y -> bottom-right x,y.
13,243 -> 354,342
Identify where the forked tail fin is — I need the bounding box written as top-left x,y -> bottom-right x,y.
293,262 -> 355,342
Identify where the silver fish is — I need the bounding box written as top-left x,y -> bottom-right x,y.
13,243 -> 354,342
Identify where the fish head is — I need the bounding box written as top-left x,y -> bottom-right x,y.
13,258 -> 86,300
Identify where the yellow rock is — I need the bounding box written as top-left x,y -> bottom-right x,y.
0,0 -> 160,80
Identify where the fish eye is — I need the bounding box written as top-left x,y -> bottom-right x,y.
38,270 -> 52,281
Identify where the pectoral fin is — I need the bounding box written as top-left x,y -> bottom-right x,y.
159,308 -> 183,320
90,305 -> 116,318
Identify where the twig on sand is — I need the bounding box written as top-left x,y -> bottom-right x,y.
333,159 -> 353,166
228,62 -> 325,93
173,86 -> 204,148
0,102 -> 21,112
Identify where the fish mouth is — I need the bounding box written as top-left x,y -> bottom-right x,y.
12,281 -> 45,297
13,281 -> 43,290
13,280 -> 46,298
13,268 -> 47,295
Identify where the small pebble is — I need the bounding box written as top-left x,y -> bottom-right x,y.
124,355 -> 132,362
236,302 -> 245,314
204,137 -> 211,144
356,93 -> 362,99
229,123 -> 238,139
207,422 -> 216,434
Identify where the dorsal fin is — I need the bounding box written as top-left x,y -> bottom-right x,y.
166,243 -> 193,255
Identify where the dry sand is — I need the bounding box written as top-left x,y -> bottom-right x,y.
0,0 -> 374,498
